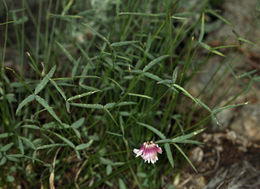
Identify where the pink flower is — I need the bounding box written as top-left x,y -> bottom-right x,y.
133,141 -> 162,164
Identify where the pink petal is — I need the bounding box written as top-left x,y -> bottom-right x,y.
133,148 -> 143,157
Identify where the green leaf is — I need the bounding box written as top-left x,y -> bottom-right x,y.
67,90 -> 100,102
49,79 -> 67,100
0,157 -> 7,166
172,129 -> 205,142
54,133 -> 75,148
173,84 -> 198,104
83,23 -> 111,45
127,93 -> 153,100
66,101 -> 70,113
118,178 -> 127,189
180,140 -> 204,145
199,12 -> 205,42
143,55 -> 169,72
6,155 -> 19,162
212,102 -> 248,115
104,108 -> 119,126
157,79 -> 172,85
104,102 -> 116,109
0,133 -> 13,139
72,57 -> 81,77
143,72 -> 162,82
196,98 -> 212,113
118,12 -> 165,17
106,165 -> 112,175
71,117 -> 85,129
106,131 -> 122,137
70,103 -> 104,109
35,95 -> 63,124
137,122 -> 165,139
37,143 -> 66,150
200,42 -> 225,57
164,143 -> 174,168
7,175 -> 15,182
34,65 -> 56,95
116,101 -> 136,107
73,128 -> 81,139
156,129 -> 205,143
16,94 -> 35,115
237,37 -> 255,45
21,124 -> 41,130
111,41 -> 138,47
173,143 -> 197,172
0,143 -> 14,152
75,140 -> 93,150
56,41 -> 76,63
100,157 -> 113,165
18,137 -> 24,154
172,66 -> 178,83
20,137 -> 36,150
205,9 -> 233,26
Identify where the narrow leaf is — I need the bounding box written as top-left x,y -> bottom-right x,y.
111,41 -> 138,47
56,41 -> 76,63
173,84 -> 198,104
16,94 -> 35,115
118,178 -> 127,189
20,137 -> 36,150
172,66 -> 178,83
200,42 -> 225,57
50,79 -> 67,100
143,55 -> 169,72
164,143 -> 174,168
71,117 -> 85,129
0,143 -> 14,152
54,133 -> 75,148
70,103 -> 104,109
137,122 -> 165,139
171,129 -> 204,143
37,143 -> 66,150
173,143 -> 197,172
75,140 -> 93,150
143,72 -> 162,82
0,133 -> 13,139
198,12 -> 205,42
128,93 -> 153,100
34,65 -> 56,95
35,95 -> 63,124
67,90 -> 100,102
205,9 -> 233,26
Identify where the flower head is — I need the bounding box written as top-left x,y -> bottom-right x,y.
133,141 -> 162,164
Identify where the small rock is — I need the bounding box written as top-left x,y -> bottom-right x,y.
230,104 -> 260,141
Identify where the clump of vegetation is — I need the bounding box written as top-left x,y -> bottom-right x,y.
0,0 -> 253,188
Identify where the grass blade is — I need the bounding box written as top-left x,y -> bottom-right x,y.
34,65 -> 56,95
0,143 -> 14,152
67,90 -> 100,102
173,143 -> 197,172
143,55 -> 169,72
71,117 -> 85,129
111,41 -> 138,47
54,133 -> 75,149
16,94 -> 35,115
70,103 -> 104,109
35,95 -> 63,124
75,140 -> 93,151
